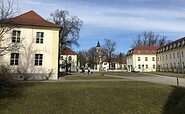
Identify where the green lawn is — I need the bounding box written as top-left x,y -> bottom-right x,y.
1,82 -> 185,114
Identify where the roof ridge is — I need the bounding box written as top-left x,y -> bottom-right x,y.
9,10 -> 60,28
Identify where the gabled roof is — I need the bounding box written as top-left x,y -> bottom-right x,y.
60,46 -> 77,55
101,57 -> 126,64
127,46 -> 160,56
9,10 -> 60,28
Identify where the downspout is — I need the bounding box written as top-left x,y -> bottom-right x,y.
58,28 -> 62,79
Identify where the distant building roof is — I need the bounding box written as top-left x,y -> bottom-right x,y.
158,37 -> 185,54
60,46 -> 77,55
127,46 -> 160,56
96,41 -> 101,47
102,56 -> 126,64
7,10 -> 60,28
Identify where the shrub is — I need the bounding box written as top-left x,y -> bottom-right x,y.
0,65 -> 19,88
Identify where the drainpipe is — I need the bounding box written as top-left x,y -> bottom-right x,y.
179,49 -> 182,72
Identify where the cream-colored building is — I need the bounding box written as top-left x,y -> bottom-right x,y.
157,37 -> 185,73
60,46 -> 77,72
126,46 -> 160,72
0,10 -> 60,80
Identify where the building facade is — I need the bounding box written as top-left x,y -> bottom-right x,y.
60,46 -> 77,72
0,10 -> 60,80
126,46 -> 160,72
157,37 -> 185,73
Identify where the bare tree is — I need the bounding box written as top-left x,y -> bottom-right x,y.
0,0 -> 19,56
102,39 -> 116,69
86,47 -> 96,69
50,9 -> 83,47
77,50 -> 88,68
131,31 -> 171,48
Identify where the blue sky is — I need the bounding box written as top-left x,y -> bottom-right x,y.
16,0 -> 185,53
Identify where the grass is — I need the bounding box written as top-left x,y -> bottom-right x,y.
1,82 -> 185,114
146,72 -> 185,78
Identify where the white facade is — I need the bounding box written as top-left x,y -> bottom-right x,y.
1,27 -> 59,80
127,54 -> 157,72
0,11 -> 60,80
126,46 -> 159,72
157,38 -> 185,73
60,54 -> 78,72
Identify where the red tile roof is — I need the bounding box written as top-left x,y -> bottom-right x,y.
60,46 -> 77,55
127,46 -> 160,55
9,10 -> 60,28
102,57 -> 126,64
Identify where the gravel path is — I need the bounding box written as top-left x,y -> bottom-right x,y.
106,74 -> 185,87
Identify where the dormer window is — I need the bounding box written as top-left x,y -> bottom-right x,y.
173,43 -> 176,48
177,42 -> 180,47
181,40 -> 185,46
137,50 -> 140,54
144,50 -> 147,54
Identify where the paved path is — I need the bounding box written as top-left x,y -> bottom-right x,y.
106,74 -> 185,87
19,72 -> 185,87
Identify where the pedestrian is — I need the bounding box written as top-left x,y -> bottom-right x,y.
88,67 -> 91,75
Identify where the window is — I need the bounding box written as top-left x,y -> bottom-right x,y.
174,63 -> 176,68
153,64 -> 155,69
138,57 -> 140,61
152,57 -> 155,61
138,64 -> 141,69
146,64 -> 148,69
36,32 -> 44,43
137,50 -> 140,54
68,56 -> 72,61
10,53 -> 19,65
151,50 -> 154,54
162,56 -> 164,60
145,57 -> 148,61
144,50 -> 147,54
35,54 -> 43,66
166,64 -> 168,68
182,51 -> 184,57
177,52 -> 179,58
104,62 -> 107,65
12,30 -> 20,43
60,56 -> 63,60
169,54 -> 171,59
166,55 -> 168,60
173,53 -> 175,59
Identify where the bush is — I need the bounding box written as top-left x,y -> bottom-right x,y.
0,65 -> 19,88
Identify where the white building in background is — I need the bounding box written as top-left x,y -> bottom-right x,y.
60,46 -> 78,72
157,37 -> 185,73
0,10 -> 60,80
126,46 -> 160,72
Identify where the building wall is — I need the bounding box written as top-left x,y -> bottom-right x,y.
60,54 -> 77,72
0,26 -> 59,79
157,46 -> 185,72
126,54 -> 157,72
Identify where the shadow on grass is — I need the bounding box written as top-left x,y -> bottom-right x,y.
0,83 -> 33,113
163,86 -> 185,114
0,85 -> 21,111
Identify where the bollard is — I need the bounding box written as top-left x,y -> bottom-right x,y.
177,77 -> 179,86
